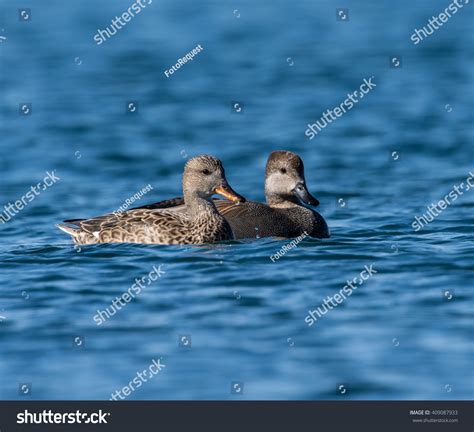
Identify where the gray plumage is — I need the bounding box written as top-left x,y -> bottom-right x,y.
215,199 -> 329,239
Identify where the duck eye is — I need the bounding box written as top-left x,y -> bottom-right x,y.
201,169 -> 211,175
280,168 -> 287,174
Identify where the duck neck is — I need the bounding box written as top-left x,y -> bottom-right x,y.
184,191 -> 220,219
265,192 -> 300,209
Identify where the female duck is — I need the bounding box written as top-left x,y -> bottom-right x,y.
57,155 -> 245,245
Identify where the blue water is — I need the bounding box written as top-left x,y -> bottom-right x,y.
1,0 -> 473,400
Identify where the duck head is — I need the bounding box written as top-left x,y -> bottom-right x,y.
264,151 -> 319,207
183,155 -> 246,204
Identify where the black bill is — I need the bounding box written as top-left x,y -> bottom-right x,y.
293,182 -> 319,206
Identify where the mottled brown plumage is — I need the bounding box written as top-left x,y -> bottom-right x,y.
57,155 -> 245,245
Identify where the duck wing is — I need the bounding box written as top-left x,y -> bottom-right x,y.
64,209 -> 172,235
214,200 -> 291,239
63,197 -> 187,227
130,196 -> 185,210
63,208 -> 197,244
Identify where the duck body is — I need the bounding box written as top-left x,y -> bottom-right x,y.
57,155 -> 244,246
214,200 -> 329,239
59,203 -> 234,245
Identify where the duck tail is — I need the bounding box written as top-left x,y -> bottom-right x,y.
56,223 -> 80,239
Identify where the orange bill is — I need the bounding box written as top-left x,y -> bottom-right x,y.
214,184 -> 246,203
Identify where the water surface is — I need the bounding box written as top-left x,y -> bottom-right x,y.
0,0 -> 473,400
